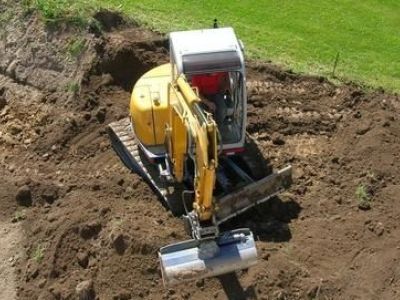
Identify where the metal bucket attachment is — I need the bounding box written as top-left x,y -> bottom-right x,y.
159,228 -> 257,286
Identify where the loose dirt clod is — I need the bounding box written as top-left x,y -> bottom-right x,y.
0,97 -> 6,110
15,185 -> 32,207
110,230 -> 128,255
76,279 -> 95,300
80,221 -> 102,239
77,251 -> 89,268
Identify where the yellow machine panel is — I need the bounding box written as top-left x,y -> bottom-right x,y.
130,64 -> 171,146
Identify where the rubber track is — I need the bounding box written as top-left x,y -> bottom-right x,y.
107,118 -> 169,202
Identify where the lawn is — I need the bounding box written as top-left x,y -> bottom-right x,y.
28,0 -> 400,91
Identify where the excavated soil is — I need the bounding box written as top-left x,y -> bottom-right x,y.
1,3 -> 400,300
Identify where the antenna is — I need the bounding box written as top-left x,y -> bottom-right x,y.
213,19 -> 218,28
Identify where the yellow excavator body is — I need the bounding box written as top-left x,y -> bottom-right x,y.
130,64 -> 171,146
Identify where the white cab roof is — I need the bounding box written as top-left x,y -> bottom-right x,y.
169,27 -> 244,75
170,27 -> 240,55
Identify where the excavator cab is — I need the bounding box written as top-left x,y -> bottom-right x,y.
169,28 -> 247,153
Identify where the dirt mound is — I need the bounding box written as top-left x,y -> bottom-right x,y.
1,4 -> 399,300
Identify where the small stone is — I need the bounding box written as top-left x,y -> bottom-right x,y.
262,252 -> 270,260
76,280 -> 95,300
374,222 -> 384,236
99,74 -> 114,87
295,186 -> 307,196
95,107 -> 106,123
38,278 -> 47,288
272,133 -> 285,145
16,185 -> 32,206
331,156 -> 339,164
295,168 -> 305,179
100,206 -> 110,216
83,112 -> 91,121
41,186 -> 59,204
9,123 -> 23,135
334,196 -> 342,204
307,285 -> 319,298
2,134 -> 17,146
195,279 -> 204,288
110,231 -> 127,255
356,121 -> 371,135
125,186 -> 133,194
358,200 -> 371,210
77,251 -> 89,268
113,290 -> 131,300
6,60 -> 18,78
30,267 -> 39,279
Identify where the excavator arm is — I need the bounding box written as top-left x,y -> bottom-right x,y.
167,76 -> 218,221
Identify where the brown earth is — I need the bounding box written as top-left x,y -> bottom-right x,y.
1,3 -> 400,300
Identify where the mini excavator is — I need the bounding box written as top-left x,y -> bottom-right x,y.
108,27 -> 292,286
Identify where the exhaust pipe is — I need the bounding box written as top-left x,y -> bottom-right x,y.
159,228 -> 257,286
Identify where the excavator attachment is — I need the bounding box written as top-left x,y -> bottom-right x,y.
159,166 -> 292,286
215,165 -> 292,224
159,228 -> 257,286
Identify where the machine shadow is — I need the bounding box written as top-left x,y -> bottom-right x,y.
218,273 -> 256,300
220,135 -> 301,243
216,138 -> 301,300
220,195 -> 301,243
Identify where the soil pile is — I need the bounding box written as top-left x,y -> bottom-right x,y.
0,3 -> 399,300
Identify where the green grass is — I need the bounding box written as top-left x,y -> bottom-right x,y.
24,0 -> 97,26
66,38 -> 86,57
29,0 -> 400,91
66,81 -> 80,94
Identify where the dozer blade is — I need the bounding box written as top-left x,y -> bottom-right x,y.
215,165 -> 292,224
159,228 -> 257,286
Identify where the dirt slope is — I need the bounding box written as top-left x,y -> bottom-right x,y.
0,4 -> 399,300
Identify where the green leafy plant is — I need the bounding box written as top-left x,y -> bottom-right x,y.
0,9 -> 13,25
66,81 -> 80,94
32,244 -> 45,263
356,184 -> 371,210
